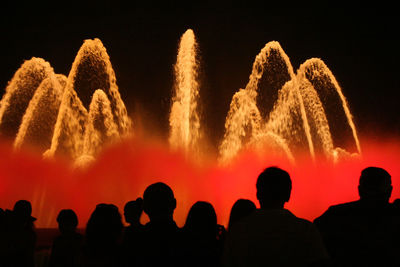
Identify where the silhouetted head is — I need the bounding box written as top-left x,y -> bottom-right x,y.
143,182 -> 176,222
124,197 -> 143,225
13,200 -> 36,222
57,209 -> 78,234
358,167 -> 392,203
184,201 -> 217,239
256,167 -> 292,209
86,203 -> 123,247
228,199 -> 256,230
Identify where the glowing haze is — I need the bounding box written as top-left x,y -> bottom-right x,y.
0,29 -> 396,228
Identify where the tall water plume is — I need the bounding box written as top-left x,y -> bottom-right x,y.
0,58 -> 54,139
169,29 -> 201,153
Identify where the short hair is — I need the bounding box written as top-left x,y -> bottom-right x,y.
13,200 -> 32,215
57,209 -> 78,229
359,167 -> 392,196
256,167 -> 292,202
124,198 -> 143,223
143,182 -> 175,217
124,197 -> 143,213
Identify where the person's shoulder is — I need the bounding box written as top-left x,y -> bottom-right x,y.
286,211 -> 318,231
314,201 -> 361,227
320,200 -> 360,217
293,215 -> 313,225
327,201 -> 360,215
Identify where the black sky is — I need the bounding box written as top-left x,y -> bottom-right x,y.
1,1 -> 399,146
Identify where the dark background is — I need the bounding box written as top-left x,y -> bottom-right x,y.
1,1 -> 399,148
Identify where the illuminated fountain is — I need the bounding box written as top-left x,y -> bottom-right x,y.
0,58 -> 54,140
1,29 -> 384,229
219,41 -> 361,163
14,74 -> 67,152
1,39 -> 131,163
169,29 -> 201,153
0,31 -> 359,164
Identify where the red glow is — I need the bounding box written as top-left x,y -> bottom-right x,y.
0,137 -> 399,228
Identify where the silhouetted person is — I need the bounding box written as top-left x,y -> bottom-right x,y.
223,167 -> 329,267
181,201 -> 225,267
3,200 -> 37,267
138,182 -> 181,267
123,197 -> 144,236
121,198 -> 144,266
49,209 -> 83,267
227,199 -> 256,231
81,203 -> 123,267
314,167 -> 400,266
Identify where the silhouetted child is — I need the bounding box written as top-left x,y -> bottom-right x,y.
48,209 -> 83,267
181,201 -> 225,267
227,199 -> 256,231
121,198 -> 144,266
314,167 -> 400,266
123,197 -> 144,237
223,167 -> 329,267
4,200 -> 37,267
81,203 -> 123,267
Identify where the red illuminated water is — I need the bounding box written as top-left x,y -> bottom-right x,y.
1,135 -> 399,228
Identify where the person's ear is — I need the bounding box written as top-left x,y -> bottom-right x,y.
172,198 -> 177,211
388,185 -> 393,199
284,191 -> 290,203
358,185 -> 363,198
143,201 -> 150,215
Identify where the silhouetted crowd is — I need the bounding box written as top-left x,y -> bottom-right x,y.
1,166 -> 400,267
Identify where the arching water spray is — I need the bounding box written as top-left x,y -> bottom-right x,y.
82,89 -> 119,157
219,41 -> 302,163
169,29 -> 201,153
47,39 -> 131,160
220,41 -> 360,163
14,74 -> 67,152
0,58 -> 54,139
298,59 -> 361,154
0,36 -> 360,165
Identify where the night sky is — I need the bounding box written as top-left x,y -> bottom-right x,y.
1,1 -> 399,148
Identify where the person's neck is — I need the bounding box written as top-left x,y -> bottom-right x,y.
128,221 -> 142,227
359,198 -> 389,208
260,201 -> 285,210
149,215 -> 174,225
